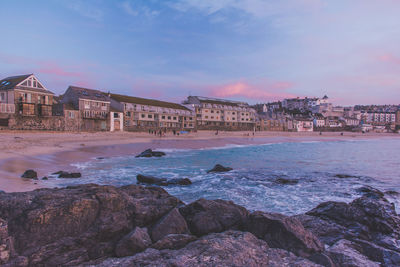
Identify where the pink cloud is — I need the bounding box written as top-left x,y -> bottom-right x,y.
38,62 -> 85,78
378,53 -> 400,65
0,53 -> 96,91
209,80 -> 296,101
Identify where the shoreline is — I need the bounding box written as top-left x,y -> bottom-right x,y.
0,130 -> 398,192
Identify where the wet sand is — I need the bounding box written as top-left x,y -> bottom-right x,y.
0,130 -> 398,192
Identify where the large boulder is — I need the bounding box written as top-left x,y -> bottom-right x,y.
115,227 -> 152,257
135,149 -> 166,158
21,170 -> 37,179
297,193 -> 400,266
151,234 -> 197,250
275,178 -> 299,185
206,164 -> 233,173
0,184 -> 180,266
245,211 -> 324,257
137,174 -> 167,185
150,208 -> 190,242
167,178 -> 192,186
305,195 -> 400,240
179,198 -> 249,236
326,239 -> 380,267
93,231 -> 322,267
52,171 -> 82,178
136,175 -> 192,186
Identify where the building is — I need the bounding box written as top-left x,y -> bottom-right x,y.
344,117 -> 360,127
108,93 -> 195,131
0,74 -> 58,129
313,114 -> 325,128
61,86 -> 111,131
183,96 -> 256,130
361,111 -> 396,125
293,117 -> 314,132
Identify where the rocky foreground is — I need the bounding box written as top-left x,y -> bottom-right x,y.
0,184 -> 399,267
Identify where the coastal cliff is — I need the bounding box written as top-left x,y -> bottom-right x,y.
0,184 -> 399,267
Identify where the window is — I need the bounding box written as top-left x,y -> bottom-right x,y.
141,114 -> 145,118
114,113 -> 119,118
0,93 -> 4,101
162,115 -> 165,119
84,101 -> 90,109
205,116 -> 208,119
232,112 -> 235,115
22,103 -> 35,115
168,116 -> 171,120
126,111 -> 131,117
173,117 -> 176,120
148,114 -> 152,118
69,111 -> 75,118
37,96 -> 41,104
211,110 -> 214,113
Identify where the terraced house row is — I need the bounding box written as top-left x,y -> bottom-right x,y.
0,74 -> 256,131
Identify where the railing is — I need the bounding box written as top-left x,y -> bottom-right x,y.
0,103 -> 15,113
83,113 -> 108,119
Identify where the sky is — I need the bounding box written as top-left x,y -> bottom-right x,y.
1,0 -> 400,105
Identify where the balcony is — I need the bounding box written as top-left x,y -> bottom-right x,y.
83,111 -> 108,120
0,103 -> 15,114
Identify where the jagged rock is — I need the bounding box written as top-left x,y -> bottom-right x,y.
180,198 -> 249,236
167,178 -> 192,185
115,227 -> 152,257
327,239 -> 380,267
385,190 -> 400,196
245,211 -> 324,257
58,171 -> 82,178
41,176 -> 48,180
275,178 -> 299,185
206,164 -> 233,173
150,208 -> 190,242
135,149 -> 166,158
151,234 -> 197,250
299,194 -> 400,266
137,174 -> 167,185
1,256 -> 28,267
306,195 -> 400,238
92,231 -> 322,267
0,184 -> 180,266
356,185 -> 384,198
137,175 -> 192,186
21,169 -> 37,179
294,214 -> 349,245
334,174 -> 360,179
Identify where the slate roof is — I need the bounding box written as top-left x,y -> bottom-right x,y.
0,74 -> 54,94
109,93 -> 189,111
193,96 -> 247,107
67,86 -> 111,102
0,74 -> 32,90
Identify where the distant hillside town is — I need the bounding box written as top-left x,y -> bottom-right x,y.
0,74 -> 399,133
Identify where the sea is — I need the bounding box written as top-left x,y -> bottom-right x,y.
51,138 -> 400,215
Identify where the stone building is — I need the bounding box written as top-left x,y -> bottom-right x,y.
60,86 -> 112,131
108,93 -> 195,131
183,96 -> 256,130
0,74 -> 58,130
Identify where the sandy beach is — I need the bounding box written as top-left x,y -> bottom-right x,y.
0,130 -> 398,192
